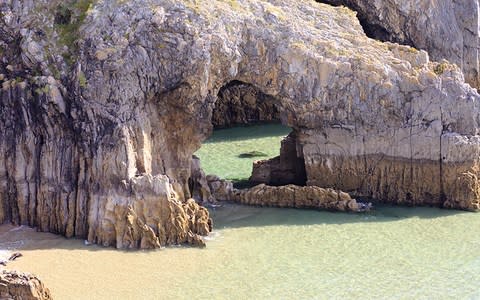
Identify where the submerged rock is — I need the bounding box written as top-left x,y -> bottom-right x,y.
0,270 -> 52,300
238,151 -> 269,158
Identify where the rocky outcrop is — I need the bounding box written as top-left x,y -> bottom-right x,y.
230,184 -> 370,212
206,175 -> 234,202
319,0 -> 480,89
189,156 -> 214,203
212,81 -> 280,128
1,0 -> 480,250
250,132 -> 306,186
0,270 -> 52,300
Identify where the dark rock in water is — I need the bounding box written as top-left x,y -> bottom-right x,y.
357,202 -> 373,212
238,151 -> 268,158
250,132 -> 307,186
8,252 -> 22,261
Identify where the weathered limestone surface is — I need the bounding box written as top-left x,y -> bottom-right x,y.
230,184 -> 369,212
212,81 -> 280,128
250,132 -> 306,186
319,0 -> 480,88
1,0 -> 480,250
190,155 -> 214,203
0,270 -> 52,300
206,175 -> 234,202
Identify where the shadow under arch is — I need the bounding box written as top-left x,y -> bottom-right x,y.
193,79 -> 308,190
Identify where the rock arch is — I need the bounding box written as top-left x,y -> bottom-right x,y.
1,0 -> 480,250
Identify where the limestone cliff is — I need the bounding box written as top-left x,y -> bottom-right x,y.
319,0 -> 480,88
0,270 -> 52,300
1,0 -> 480,250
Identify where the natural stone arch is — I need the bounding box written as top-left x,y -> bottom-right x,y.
205,79 -> 307,187
2,0 -> 480,252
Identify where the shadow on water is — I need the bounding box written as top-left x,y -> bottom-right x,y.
202,123 -> 291,143
208,202 -> 472,230
0,202 -> 472,253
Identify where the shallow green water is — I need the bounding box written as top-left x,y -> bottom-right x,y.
195,123 -> 291,181
3,204 -> 480,299
2,124 -> 480,299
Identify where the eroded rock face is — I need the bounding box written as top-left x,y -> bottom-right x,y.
212,81 -> 280,128
319,0 -> 480,88
250,132 -> 307,186
1,0 -> 480,250
206,175 -> 234,202
189,156 -> 214,203
0,270 -> 52,300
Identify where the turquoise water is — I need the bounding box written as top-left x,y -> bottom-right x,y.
195,123 -> 291,181
2,124 -> 480,299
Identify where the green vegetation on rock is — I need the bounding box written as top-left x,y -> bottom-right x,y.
78,70 -> 87,87
434,62 -> 449,75
54,0 -> 95,65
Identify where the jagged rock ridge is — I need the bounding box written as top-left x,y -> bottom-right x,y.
318,0 -> 480,89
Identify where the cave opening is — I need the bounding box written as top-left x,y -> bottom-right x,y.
193,80 -> 307,193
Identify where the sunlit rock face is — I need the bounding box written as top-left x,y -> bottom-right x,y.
0,270 -> 52,300
1,0 -> 480,249
319,0 -> 480,89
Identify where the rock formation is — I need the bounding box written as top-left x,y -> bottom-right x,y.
206,175 -> 234,202
212,80 -> 280,128
319,0 -> 480,89
0,270 -> 52,300
230,184 -> 370,212
189,156 -> 214,203
250,132 -> 307,186
1,0 -> 480,250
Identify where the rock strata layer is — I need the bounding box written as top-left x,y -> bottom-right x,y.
1,0 -> 480,250
230,184 -> 369,212
319,0 -> 480,88
0,270 -> 52,300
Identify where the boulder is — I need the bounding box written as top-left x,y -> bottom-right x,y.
0,270 -> 52,300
